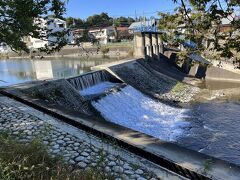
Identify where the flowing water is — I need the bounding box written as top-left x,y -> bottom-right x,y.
68,71 -> 110,90
179,101 -> 240,165
91,84 -> 240,166
0,57 -> 121,86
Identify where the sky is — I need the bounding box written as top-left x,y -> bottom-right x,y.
65,0 -> 178,19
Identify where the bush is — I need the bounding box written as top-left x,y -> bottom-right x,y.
127,48 -> 134,57
0,133 -> 113,180
100,46 -> 110,55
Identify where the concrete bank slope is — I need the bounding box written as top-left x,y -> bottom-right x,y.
1,80 -> 240,179
92,59 -> 200,104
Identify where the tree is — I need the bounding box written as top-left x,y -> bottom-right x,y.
0,0 -> 68,53
86,12 -> 112,27
66,17 -> 85,28
160,0 -> 240,62
114,16 -> 135,27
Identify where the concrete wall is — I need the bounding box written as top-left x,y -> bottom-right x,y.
189,64 -> 240,82
163,50 -> 240,82
133,32 -> 163,59
133,33 -> 145,58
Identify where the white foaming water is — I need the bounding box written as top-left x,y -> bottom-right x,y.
80,81 -> 117,96
92,86 -> 190,141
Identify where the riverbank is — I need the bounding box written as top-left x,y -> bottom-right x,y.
1,43 -> 134,60
0,95 -> 184,180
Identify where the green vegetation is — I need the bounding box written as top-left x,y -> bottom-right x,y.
100,46 -> 110,56
0,133 -> 113,180
160,0 -> 240,60
0,0 -> 68,53
203,158 -> 214,173
171,82 -> 187,93
66,13 -> 135,29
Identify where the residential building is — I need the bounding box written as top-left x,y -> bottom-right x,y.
26,18 -> 73,49
116,27 -> 133,41
0,43 -> 9,53
72,28 -> 86,44
88,26 -> 116,44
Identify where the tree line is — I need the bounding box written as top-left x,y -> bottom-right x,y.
0,0 -> 239,61
65,13 -> 136,29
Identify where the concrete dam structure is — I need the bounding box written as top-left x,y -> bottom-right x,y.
1,31 -> 240,180
2,58 -> 240,180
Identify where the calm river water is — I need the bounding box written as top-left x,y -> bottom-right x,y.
0,57 -> 120,86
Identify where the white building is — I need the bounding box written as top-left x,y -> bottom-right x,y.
88,26 -> 116,44
27,18 -> 73,49
0,43 -> 9,53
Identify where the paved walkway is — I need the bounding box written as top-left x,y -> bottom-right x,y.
0,95 -> 184,180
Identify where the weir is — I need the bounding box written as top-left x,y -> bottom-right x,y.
2,65 -> 240,179
67,70 -> 122,91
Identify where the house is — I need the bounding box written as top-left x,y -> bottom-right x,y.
26,18 -> 73,49
220,14 -> 240,34
71,28 -> 86,44
128,19 -> 158,33
88,26 -> 116,44
0,43 -> 9,53
116,27 -> 133,41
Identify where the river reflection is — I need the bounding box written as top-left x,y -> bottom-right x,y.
0,58 -> 120,86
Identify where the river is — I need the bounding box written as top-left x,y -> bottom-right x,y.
0,57 -> 121,86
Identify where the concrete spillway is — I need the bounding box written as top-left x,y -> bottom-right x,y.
67,70 -> 122,91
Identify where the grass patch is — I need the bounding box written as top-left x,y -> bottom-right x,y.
171,82 -> 187,93
100,46 -> 110,56
203,158 -> 214,173
0,132 -> 113,180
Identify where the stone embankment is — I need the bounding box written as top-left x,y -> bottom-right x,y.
4,44 -> 133,59
0,95 -> 183,180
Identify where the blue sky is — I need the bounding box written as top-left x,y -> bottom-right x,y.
66,0 -> 177,19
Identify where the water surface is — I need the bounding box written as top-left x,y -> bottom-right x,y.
0,57 -> 120,86
178,101 -> 240,165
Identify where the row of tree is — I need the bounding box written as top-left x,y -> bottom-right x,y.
65,13 -> 135,29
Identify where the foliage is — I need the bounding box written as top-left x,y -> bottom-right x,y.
171,82 -> 187,93
100,46 -> 110,55
114,16 -> 135,27
160,0 -> 240,59
66,14 -> 135,29
0,0 -> 68,53
87,12 -> 112,27
127,48 -> 134,57
203,158 -> 214,173
0,132 -> 113,180
66,17 -> 85,28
